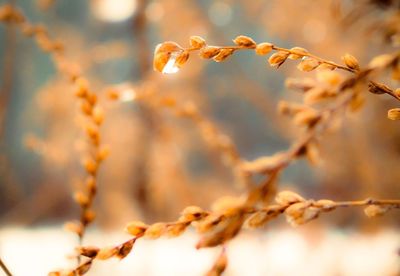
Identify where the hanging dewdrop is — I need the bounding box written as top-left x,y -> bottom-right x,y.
153,41 -> 189,74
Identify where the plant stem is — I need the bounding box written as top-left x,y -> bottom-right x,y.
335,199 -> 400,208
272,45 -> 356,73
0,257 -> 12,276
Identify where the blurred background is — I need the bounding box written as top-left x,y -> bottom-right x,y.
0,0 -> 399,275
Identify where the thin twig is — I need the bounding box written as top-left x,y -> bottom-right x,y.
0,257 -> 12,276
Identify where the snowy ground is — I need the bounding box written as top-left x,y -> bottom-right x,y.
0,226 -> 399,276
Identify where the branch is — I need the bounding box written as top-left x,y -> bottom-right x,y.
0,3 -> 109,264
0,257 -> 12,276
56,191 -> 399,275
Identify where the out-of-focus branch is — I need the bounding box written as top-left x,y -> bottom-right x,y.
130,0 -> 154,216
0,257 -> 12,276
133,0 -> 150,73
0,4 -> 109,264
0,0 -> 17,139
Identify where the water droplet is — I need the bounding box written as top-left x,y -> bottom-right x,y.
162,51 -> 181,74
